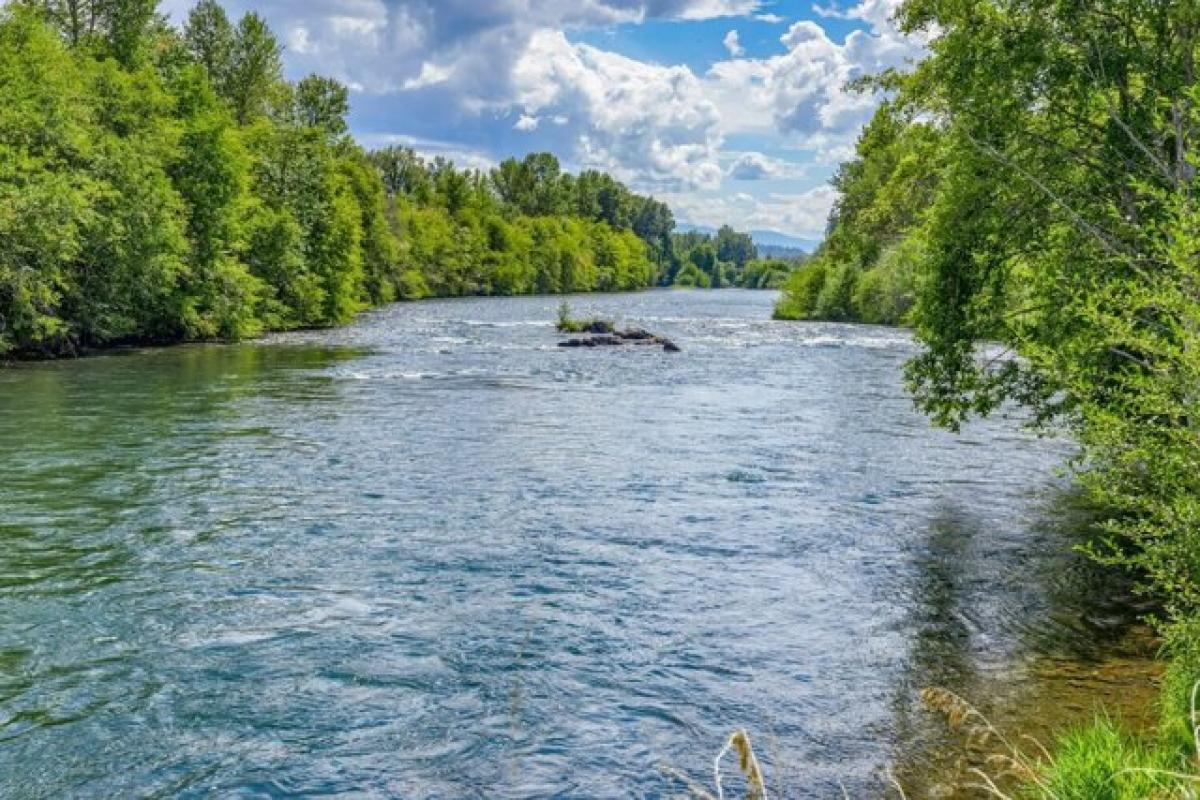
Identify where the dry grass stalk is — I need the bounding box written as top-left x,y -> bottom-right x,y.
920,687 -> 1054,799
714,729 -> 768,800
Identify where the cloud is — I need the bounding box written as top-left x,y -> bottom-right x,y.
355,132 -> 498,172
727,151 -> 798,180
814,0 -> 898,28
663,184 -> 838,238
403,61 -> 453,90
167,0 -> 765,95
723,29 -> 744,57
513,30 -> 725,191
673,0 -> 761,19
166,0 -> 925,236
706,0 -> 926,156
501,0 -> 924,190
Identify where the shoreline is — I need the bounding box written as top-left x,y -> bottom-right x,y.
1,287 -> 783,366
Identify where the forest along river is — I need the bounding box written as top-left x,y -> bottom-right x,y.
0,290 -> 1158,798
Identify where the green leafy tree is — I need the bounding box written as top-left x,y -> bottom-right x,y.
715,225 -> 756,268
226,11 -> 279,125
293,74 -> 349,140
183,0 -> 233,95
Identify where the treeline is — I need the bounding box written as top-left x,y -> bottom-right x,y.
2,0 -> 385,355
803,0 -> 1200,794
0,0 -> 770,359
367,148 -> 664,298
668,226 -> 801,289
774,105 -> 938,325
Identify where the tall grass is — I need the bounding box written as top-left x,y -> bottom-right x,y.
673,670 -> 1200,798
666,729 -> 769,800
921,679 -> 1200,800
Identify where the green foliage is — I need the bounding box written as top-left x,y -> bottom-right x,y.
773,264 -> 827,320
1022,717 -> 1182,800
0,0 -> 762,359
715,225 -> 755,268
773,102 -> 940,325
873,1 -> 1200,674
556,301 -> 614,334
669,228 -> 796,290
783,0 -> 1200,690
741,259 -> 795,290
183,0 -> 233,92
293,74 -> 349,139
851,238 -> 921,325
796,2 -> 1200,792
225,11 -> 279,126
0,1 -> 383,353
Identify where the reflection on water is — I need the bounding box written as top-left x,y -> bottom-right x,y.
0,291 -> 1158,797
891,490 -> 1159,798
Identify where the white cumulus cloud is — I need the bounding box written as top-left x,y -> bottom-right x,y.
513,30 -> 725,191
727,151 -> 799,180
723,29 -> 744,57
165,0 -> 926,237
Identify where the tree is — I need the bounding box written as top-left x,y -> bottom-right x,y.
866,0 -> 1200,680
715,225 -> 756,268
95,0 -> 159,65
169,64 -> 260,339
183,0 -> 233,95
293,74 -> 349,140
492,153 -> 568,217
369,146 -> 430,199
227,12 -> 279,125
0,5 -> 92,355
36,0 -> 97,46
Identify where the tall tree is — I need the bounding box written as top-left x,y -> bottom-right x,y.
227,11 -> 279,125
183,0 -> 233,95
94,0 -> 158,65
292,74 -> 349,140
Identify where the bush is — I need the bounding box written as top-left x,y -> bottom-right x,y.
774,263 -> 827,319
852,238 -> 921,325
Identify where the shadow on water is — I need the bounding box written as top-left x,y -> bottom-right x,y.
888,487 -> 1161,799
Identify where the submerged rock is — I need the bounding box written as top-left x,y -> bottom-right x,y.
557,327 -> 680,352
559,335 -> 627,348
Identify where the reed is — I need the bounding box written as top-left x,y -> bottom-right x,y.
919,684 -> 1200,800
666,729 -> 769,800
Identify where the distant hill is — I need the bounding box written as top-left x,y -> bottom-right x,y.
757,244 -> 810,261
748,230 -> 822,253
676,222 -> 821,255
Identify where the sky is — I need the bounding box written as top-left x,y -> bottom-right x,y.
160,0 -> 927,242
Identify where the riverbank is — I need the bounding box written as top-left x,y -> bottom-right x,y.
0,287 -> 779,365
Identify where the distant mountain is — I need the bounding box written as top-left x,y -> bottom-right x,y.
675,222 -> 821,254
757,244 -> 810,261
748,230 -> 822,253
675,222 -> 718,236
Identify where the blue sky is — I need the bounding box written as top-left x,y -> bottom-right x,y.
162,0 -> 926,240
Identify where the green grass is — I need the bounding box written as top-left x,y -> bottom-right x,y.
918,676 -> 1200,800
555,302 -> 615,334
1022,716 -> 1186,800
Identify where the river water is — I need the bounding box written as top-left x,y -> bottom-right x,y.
0,290 -> 1157,798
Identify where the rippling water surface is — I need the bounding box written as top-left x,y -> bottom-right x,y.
0,290 -> 1157,798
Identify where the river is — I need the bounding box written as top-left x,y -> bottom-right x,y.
0,290 -> 1158,798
